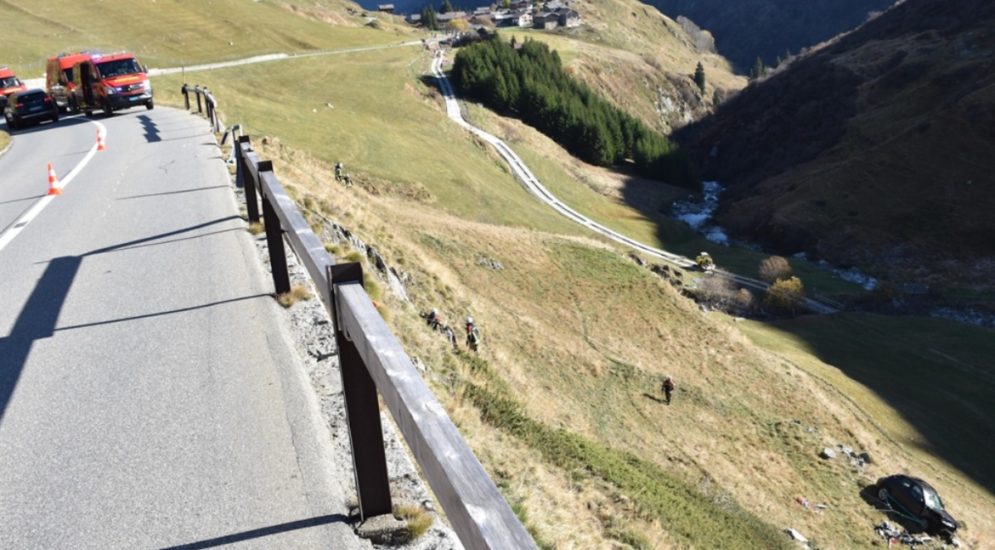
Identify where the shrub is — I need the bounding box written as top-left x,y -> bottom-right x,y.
247,222 -> 265,235
758,255 -> 792,283
277,284 -> 312,308
394,504 -> 432,543
764,276 -> 805,314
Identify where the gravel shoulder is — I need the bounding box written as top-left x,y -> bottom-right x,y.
231,181 -> 462,550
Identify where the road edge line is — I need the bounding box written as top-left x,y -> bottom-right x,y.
0,119 -> 107,254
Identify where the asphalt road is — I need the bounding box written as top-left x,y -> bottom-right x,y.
0,108 -> 361,548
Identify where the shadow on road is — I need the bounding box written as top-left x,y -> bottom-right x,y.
55,293 -> 270,333
0,194 -> 44,206
3,216 -> 246,424
158,514 -> 351,549
117,184 -> 229,201
138,114 -> 161,143
0,256 -> 81,422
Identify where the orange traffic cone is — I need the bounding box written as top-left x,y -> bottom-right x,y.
47,163 -> 61,195
96,130 -> 106,151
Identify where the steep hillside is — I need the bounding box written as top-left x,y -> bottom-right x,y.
676,0 -> 995,297
645,0 -> 894,70
7,0 -> 995,547
502,0 -> 747,134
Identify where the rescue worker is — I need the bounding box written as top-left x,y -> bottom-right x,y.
444,325 -> 458,351
465,317 -> 481,352
344,173 -> 353,187
424,308 -> 442,330
334,162 -> 343,181
662,376 -> 675,405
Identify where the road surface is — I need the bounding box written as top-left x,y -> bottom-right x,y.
0,108 -> 361,548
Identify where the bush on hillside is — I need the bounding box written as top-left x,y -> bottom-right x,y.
758,255 -> 792,283
451,36 -> 698,188
763,276 -> 805,314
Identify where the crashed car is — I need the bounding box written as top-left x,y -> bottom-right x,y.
875,474 -> 959,537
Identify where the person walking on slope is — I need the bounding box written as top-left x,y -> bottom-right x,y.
334,162 -> 343,181
465,317 -> 481,353
444,324 -> 458,352
662,376 -> 675,405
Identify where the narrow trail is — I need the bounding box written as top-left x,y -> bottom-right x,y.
429,51 -> 837,315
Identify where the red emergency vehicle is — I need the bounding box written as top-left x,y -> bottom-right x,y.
0,66 -> 28,109
46,52 -> 92,112
71,52 -> 153,116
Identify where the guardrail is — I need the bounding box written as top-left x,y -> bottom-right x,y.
189,95 -> 536,548
181,84 -> 221,133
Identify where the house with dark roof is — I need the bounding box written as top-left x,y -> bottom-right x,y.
558,8 -> 581,27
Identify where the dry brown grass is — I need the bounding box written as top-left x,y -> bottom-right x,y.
241,91 -> 995,549
276,284 -> 312,308
247,222 -> 264,235
393,503 -> 432,543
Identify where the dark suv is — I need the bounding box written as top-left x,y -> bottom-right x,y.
3,89 -> 59,130
875,474 -> 959,537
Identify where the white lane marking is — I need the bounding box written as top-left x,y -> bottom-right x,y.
0,120 -> 107,253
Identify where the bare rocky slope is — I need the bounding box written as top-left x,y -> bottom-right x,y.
645,0 -> 894,70
675,0 -> 995,298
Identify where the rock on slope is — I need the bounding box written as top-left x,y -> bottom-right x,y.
675,0 -> 995,291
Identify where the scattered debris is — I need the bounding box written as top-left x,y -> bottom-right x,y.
820,443 -> 871,468
628,253 -> 646,266
796,496 -> 829,513
874,521 -> 934,547
784,527 -> 810,548
477,257 -> 504,271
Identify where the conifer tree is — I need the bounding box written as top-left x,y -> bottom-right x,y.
440,0 -> 454,13
750,56 -> 766,80
693,61 -> 706,94
421,5 -> 439,29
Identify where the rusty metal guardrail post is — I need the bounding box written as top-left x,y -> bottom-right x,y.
330,262 -> 393,520
195,85 -> 203,113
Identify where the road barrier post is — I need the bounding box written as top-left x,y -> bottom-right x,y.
195,86 -> 203,113
181,84 -> 190,110
258,161 -> 291,295
329,263 -> 393,521
238,137 -> 261,223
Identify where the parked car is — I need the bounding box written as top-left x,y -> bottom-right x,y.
3,89 -> 60,130
0,66 -> 28,109
875,474 -> 959,537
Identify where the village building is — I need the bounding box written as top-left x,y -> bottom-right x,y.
377,3 -> 395,13
558,9 -> 581,27
534,11 -> 558,30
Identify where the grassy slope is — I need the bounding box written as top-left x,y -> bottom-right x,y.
461,101 -> 865,299
0,130 -> 10,153
0,0 -> 412,75
9,1 -> 994,547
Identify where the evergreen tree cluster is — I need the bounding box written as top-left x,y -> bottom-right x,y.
451,37 -> 697,188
